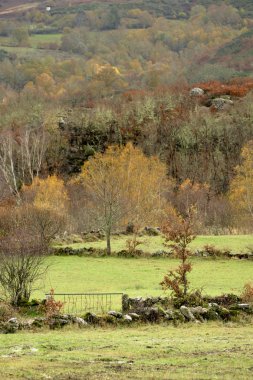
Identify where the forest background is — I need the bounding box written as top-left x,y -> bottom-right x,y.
0,0 -> 253,235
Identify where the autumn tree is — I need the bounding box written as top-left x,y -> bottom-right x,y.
22,175 -> 69,246
229,141 -> 253,228
77,143 -> 173,255
161,208 -> 196,303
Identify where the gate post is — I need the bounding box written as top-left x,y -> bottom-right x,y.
122,294 -> 129,313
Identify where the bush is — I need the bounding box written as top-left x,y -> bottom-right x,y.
241,282 -> 253,303
43,289 -> 64,318
173,290 -> 204,309
0,302 -> 14,322
202,244 -> 231,258
116,249 -> 144,258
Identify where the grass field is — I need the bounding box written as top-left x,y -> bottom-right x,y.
35,255 -> 253,300
0,34 -> 62,49
62,234 -> 253,254
29,34 -> 62,48
0,324 -> 252,379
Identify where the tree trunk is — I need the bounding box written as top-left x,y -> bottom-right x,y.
106,229 -> 111,256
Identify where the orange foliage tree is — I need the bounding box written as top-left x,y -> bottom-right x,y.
161,208 -> 196,301
77,143 -> 174,255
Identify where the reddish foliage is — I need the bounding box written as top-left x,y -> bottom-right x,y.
44,289 -> 64,318
194,78 -> 253,98
122,89 -> 151,102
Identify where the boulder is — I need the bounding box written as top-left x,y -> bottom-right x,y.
140,307 -> 161,323
8,317 -> 18,324
72,316 -> 88,327
108,311 -> 123,319
128,313 -> 140,321
190,87 -> 204,96
164,310 -> 175,320
48,317 -> 71,329
236,304 -> 250,310
212,98 -> 233,110
20,319 -> 34,330
0,318 -> 19,334
190,306 -> 208,315
123,314 -> 132,322
180,306 -> 195,321
83,312 -> 100,324
32,317 -> 46,328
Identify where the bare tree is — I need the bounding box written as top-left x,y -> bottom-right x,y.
23,205 -> 67,248
0,230 -> 48,306
0,134 -> 20,200
0,128 -> 47,201
0,203 -> 65,306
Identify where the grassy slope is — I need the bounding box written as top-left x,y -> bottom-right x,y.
37,256 -> 253,300
0,324 -> 252,379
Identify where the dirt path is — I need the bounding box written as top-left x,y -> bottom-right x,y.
0,2 -> 38,16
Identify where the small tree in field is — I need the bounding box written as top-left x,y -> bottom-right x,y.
0,229 -> 47,306
161,208 -> 196,302
77,143 -> 172,255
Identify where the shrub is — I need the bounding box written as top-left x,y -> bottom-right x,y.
202,244 -> 231,258
173,290 -> 204,308
126,235 -> 143,256
0,302 -> 14,322
241,283 -> 253,303
116,249 -> 144,258
43,289 -> 64,318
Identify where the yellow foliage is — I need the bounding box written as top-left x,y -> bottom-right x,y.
229,141 -> 253,221
23,175 -> 68,214
78,143 -> 174,228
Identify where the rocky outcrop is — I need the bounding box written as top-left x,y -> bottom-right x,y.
190,88 -> 204,96
211,97 -> 233,110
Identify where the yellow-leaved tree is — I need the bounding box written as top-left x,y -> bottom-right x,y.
31,175 -> 68,214
22,175 -> 69,246
229,141 -> 253,228
77,143 -> 174,255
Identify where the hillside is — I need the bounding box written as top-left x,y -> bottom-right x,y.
1,0 -> 253,19
212,28 -> 253,73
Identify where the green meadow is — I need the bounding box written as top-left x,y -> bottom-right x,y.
0,324 -> 252,379
60,234 -> 253,254
36,255 -> 253,300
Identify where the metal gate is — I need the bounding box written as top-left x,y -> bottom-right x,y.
45,292 -> 123,314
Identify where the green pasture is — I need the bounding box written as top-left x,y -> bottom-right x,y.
29,33 -> 62,48
0,33 -> 62,49
36,256 -> 253,300
62,234 -> 253,254
0,324 -> 252,379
